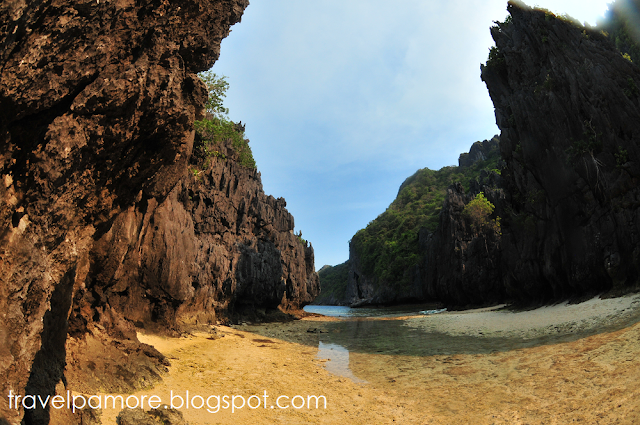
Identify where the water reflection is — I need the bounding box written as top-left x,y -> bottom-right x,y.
304,304 -> 640,358
321,317 -> 640,358
324,319 -> 517,357
240,304 -> 640,385
316,341 -> 366,383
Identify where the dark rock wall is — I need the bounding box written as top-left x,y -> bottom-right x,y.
345,1 -> 640,309
347,243 -> 425,306
345,138 -> 502,308
425,2 -> 640,307
313,262 -> 350,306
71,140 -> 319,335
0,0 -> 318,423
458,136 -> 499,168
424,174 -> 505,307
481,1 -> 640,303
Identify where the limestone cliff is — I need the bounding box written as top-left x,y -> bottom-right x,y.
424,173 -> 505,306
70,137 -> 319,337
0,0 -> 318,423
346,0 -> 640,309
346,137 -> 501,307
479,1 -> 640,303
313,262 -> 350,305
422,1 -> 640,307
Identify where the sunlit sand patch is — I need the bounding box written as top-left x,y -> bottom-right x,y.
94,295 -> 640,424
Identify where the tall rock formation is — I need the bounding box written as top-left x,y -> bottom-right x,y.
344,0 -> 640,309
345,137 -> 503,307
313,262 -> 350,306
424,0 -> 640,307
70,138 -> 319,337
0,0 -> 318,423
424,173 -> 505,306
337,134 -> 508,308
480,1 -> 640,302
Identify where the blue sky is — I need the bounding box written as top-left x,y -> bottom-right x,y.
211,0 -> 611,269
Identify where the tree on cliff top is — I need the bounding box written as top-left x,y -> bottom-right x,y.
200,71 -> 230,119
350,142 -> 501,290
193,71 -> 256,169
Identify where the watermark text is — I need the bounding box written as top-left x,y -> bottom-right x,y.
6,390 -> 327,413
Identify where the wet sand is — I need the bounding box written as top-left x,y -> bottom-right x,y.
405,294 -> 640,339
98,294 -> 640,424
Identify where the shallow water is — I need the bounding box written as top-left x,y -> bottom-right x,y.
301,303 -> 640,381
316,341 -> 366,383
303,304 -> 445,318
322,319 -> 566,357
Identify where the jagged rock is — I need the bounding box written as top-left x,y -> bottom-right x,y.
458,136 -> 500,168
345,137 -> 503,308
75,408 -> 103,425
347,245 -> 426,307
69,139 -> 319,334
313,261 -> 351,306
1,0 -> 246,416
117,406 -> 187,425
424,178 -> 505,307
426,1 -> 640,307
0,0 -> 318,424
481,1 -> 640,303
345,1 -> 640,309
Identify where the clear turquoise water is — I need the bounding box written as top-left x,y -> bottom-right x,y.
303,304 -> 446,318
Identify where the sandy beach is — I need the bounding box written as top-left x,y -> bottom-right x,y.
405,293 -> 640,339
96,294 -> 640,424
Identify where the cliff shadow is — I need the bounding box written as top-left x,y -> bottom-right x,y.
22,268 -> 75,425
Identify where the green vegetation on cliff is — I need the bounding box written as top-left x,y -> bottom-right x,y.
489,1 -> 640,67
314,262 -> 350,305
599,0 -> 640,64
463,192 -> 501,236
350,138 -> 500,289
193,71 -> 256,170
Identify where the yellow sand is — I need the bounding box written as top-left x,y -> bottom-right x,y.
96,297 -> 640,424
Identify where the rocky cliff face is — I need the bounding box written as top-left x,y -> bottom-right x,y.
425,0 -> 640,307
424,173 -> 505,307
347,244 -> 426,306
0,0 -> 318,423
345,137 -> 502,308
480,1 -> 640,303
458,136 -> 499,168
70,139 -> 319,337
313,262 -> 350,305
345,1 -> 640,309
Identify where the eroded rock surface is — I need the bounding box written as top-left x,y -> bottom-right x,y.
426,1 -> 640,307
480,1 -> 640,303
424,176 -> 505,307
116,406 -> 187,425
70,139 -> 319,337
345,1 -> 640,309
345,138 -> 503,308
0,1 -> 318,423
